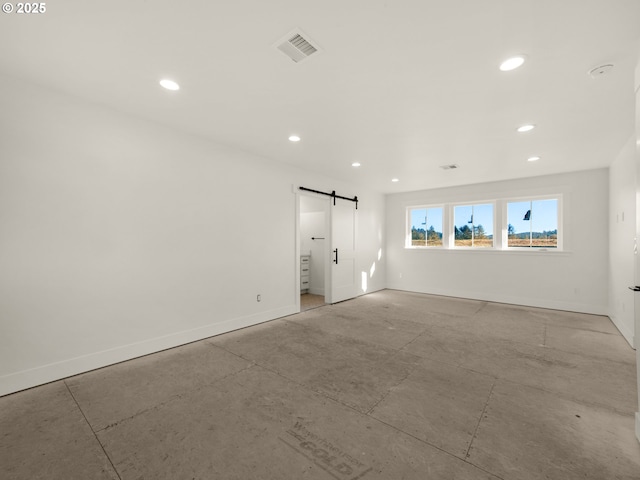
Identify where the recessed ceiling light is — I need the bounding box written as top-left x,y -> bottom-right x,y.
517,124 -> 536,133
289,135 -> 301,142
159,79 -> 180,91
499,55 -> 526,71
391,178 -> 399,182
527,156 -> 541,162
352,162 -> 361,167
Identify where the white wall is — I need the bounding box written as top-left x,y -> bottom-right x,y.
0,74 -> 385,396
609,136 -> 636,346
386,169 -> 609,314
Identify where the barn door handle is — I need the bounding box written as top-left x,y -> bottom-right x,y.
333,248 -> 338,264
629,286 -> 640,291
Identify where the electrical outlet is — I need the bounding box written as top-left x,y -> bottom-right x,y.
257,294 -> 261,302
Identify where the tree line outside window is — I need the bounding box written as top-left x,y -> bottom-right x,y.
410,207 -> 443,246
453,204 -> 493,248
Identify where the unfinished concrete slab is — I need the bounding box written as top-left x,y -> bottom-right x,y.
468,381 -> 640,480
1,289 -> 638,480
545,323 -> 635,364
376,290 -> 487,318
369,357 -> 495,457
66,340 -> 252,431
455,340 -> 636,414
97,365 -> 500,480
542,308 -> 622,335
468,303 -> 547,346
0,382 -> 119,480
289,303 -> 428,350
212,320 -> 420,413
402,320 -> 545,369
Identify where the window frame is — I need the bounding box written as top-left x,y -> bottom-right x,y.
503,194 -> 562,251
451,201 -> 496,249
404,194 -> 563,253
406,204 -> 445,248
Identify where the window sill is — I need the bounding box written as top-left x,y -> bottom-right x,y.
404,246 -> 570,255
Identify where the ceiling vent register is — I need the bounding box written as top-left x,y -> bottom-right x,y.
275,29 -> 321,63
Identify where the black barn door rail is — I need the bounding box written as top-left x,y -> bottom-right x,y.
299,186 -> 359,209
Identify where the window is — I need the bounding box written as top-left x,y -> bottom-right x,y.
405,197 -> 559,251
454,203 -> 493,248
507,198 -> 558,248
409,206 -> 443,247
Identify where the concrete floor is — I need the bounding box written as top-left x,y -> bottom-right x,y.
1,289 -> 639,479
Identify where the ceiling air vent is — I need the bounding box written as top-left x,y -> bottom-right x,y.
275,28 -> 321,63
439,164 -> 459,170
588,64 -> 614,78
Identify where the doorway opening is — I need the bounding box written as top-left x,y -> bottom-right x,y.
299,195 -> 329,311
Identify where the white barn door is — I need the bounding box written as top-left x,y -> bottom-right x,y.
328,198 -> 357,304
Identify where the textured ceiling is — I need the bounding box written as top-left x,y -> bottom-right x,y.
1,0 -> 639,193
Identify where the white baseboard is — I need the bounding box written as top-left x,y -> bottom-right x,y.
0,304 -> 297,397
308,287 -> 325,296
385,284 -> 608,316
608,313 -> 635,349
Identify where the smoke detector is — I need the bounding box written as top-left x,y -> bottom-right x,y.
588,64 -> 614,78
439,164 -> 459,170
274,28 -> 322,63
